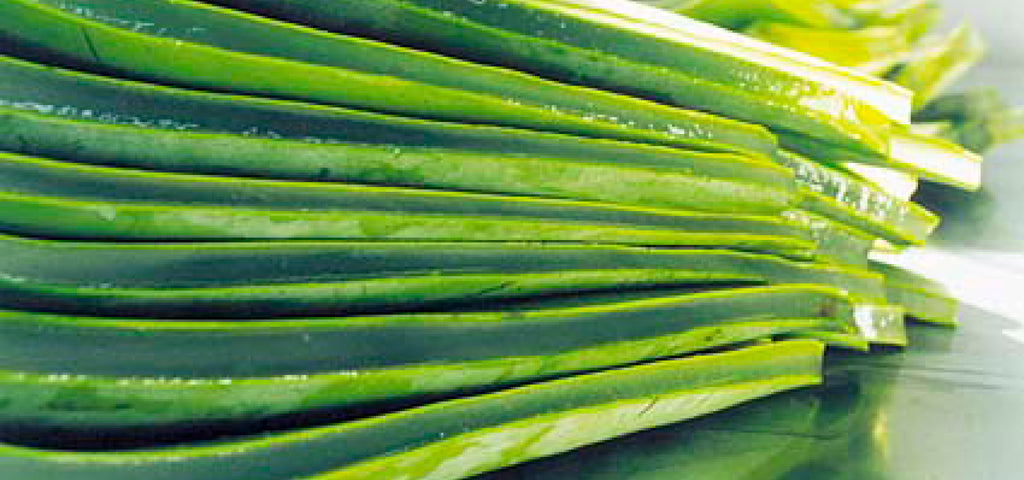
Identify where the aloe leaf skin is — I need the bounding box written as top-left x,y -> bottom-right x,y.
0,106 -> 798,215
0,340 -> 825,480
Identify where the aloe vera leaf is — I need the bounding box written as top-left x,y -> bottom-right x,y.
471,368 -> 830,480
207,0 -> 898,154
0,340 -> 825,480
0,234 -> 816,288
641,0 -> 854,29
870,260 -> 957,325
0,53 -> 793,186
838,162 -> 919,200
778,128 -> 982,191
889,23 -> 987,110
0,231 -> 884,317
0,107 -> 797,215
0,0 -> 781,158
536,0 -> 910,122
888,129 -> 983,190
0,329 -> 826,431
0,150 -> 795,236
783,209 -> 876,267
0,191 -> 816,259
0,107 -> 794,213
842,0 -> 941,41
776,150 -> 938,245
0,285 -> 848,379
745,22 -> 914,75
293,340 -> 826,480
23,0 -> 778,158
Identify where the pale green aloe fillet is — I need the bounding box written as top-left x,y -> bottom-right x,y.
870,260 -> 957,325
0,340 -> 825,480
18,0 -> 777,158
775,150 -> 938,245
890,23 -> 987,110
779,128 -> 982,191
673,0 -> 940,75
783,209 -> 877,267
887,129 -> 983,190
545,0 -> 912,123
844,0 -> 941,41
838,162 -> 919,200
745,21 -> 916,75
640,0 -> 855,29
909,121 -> 953,139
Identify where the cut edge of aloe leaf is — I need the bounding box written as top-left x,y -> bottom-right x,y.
870,260 -> 958,326
784,302 -> 906,349
853,303 -> 909,347
545,0 -> 913,124
782,209 -> 876,267
776,150 -> 938,245
778,128 -> 982,192
889,129 -> 982,191
891,23 -> 987,110
839,161 -> 920,200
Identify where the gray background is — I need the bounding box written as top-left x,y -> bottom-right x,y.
942,0 -> 1024,67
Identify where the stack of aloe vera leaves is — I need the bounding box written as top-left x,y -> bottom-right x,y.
657,0 -> 1024,151
0,0 -> 990,478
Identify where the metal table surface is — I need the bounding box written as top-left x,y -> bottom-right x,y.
480,2 -> 1024,478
